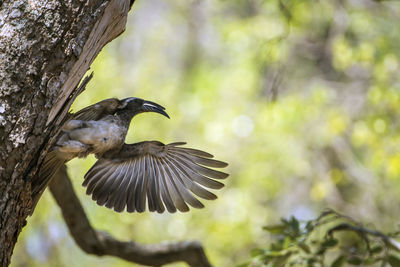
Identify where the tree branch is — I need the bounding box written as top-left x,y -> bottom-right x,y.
49,166 -> 213,267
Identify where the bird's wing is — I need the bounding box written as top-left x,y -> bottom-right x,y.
82,141 -> 229,213
72,98 -> 122,121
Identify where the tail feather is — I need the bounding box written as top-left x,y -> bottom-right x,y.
32,150 -> 67,196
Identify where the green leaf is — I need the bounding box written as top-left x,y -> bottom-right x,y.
282,236 -> 291,249
316,246 -> 326,256
305,221 -> 315,233
307,258 -> 318,265
322,238 -> 339,248
347,257 -> 363,265
264,250 -> 289,257
363,258 -> 378,265
250,248 -> 265,257
370,245 -> 383,254
331,255 -> 346,267
298,242 -> 311,254
271,252 -> 292,266
236,262 -> 250,267
388,255 -> 400,267
263,225 -> 286,234
288,216 -> 300,232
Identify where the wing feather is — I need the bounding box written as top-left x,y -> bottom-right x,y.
159,158 -> 189,212
119,160 -> 137,212
169,146 -> 214,158
147,156 -> 165,212
104,162 -> 129,209
166,155 -> 218,200
126,159 -> 139,212
128,156 -> 143,212
112,165 -> 132,212
135,156 -> 147,212
167,155 -> 225,189
85,163 -> 118,195
164,157 -> 204,208
96,163 -> 126,206
155,158 -> 176,213
73,98 -> 121,121
82,141 -> 228,213
172,150 -> 228,168
172,152 -> 229,179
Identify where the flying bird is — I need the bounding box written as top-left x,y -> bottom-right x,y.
38,97 -> 228,213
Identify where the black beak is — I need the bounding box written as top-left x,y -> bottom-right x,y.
142,100 -> 170,119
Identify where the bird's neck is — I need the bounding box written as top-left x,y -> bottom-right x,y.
116,109 -> 139,125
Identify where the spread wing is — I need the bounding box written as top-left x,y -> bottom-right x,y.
82,141 -> 229,213
72,98 -> 122,121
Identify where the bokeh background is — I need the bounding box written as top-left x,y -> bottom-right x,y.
11,0 -> 400,266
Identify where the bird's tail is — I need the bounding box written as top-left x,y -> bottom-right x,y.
31,150 -> 67,199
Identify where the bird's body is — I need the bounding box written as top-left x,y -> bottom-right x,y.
36,97 -> 228,213
58,117 -> 127,157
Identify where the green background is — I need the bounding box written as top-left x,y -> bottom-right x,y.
12,0 -> 400,266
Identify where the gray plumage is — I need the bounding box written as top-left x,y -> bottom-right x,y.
37,97 -> 228,213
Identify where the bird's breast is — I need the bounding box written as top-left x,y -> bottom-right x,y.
67,120 -> 127,155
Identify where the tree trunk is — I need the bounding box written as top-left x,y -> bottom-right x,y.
0,1 -> 130,265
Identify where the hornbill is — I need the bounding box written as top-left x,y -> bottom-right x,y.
37,97 -> 228,213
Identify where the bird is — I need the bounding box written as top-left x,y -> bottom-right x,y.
37,97 -> 228,213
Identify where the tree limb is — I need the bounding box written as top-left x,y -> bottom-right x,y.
0,1 -> 130,263
49,166 -> 213,267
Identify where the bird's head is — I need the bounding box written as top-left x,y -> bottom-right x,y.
120,97 -> 170,119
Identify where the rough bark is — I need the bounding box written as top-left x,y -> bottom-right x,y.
0,1 -> 130,265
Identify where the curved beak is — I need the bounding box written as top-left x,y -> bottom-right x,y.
142,100 -> 170,119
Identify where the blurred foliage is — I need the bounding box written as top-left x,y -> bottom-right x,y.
10,0 -> 400,266
241,209 -> 400,267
